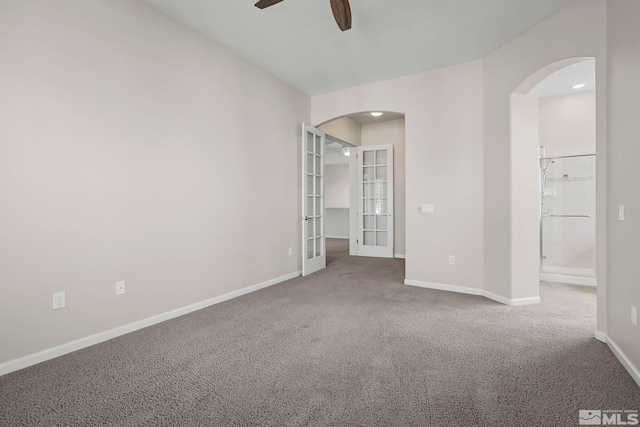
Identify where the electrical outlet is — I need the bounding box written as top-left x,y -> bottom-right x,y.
116,280 -> 125,296
448,255 -> 455,265
288,247 -> 293,256
53,292 -> 66,310
632,305 -> 638,326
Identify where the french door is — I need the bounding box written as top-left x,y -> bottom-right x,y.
301,124 -> 326,276
356,144 -> 394,258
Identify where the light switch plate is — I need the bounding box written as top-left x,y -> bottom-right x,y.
421,204 -> 435,214
619,205 -> 625,221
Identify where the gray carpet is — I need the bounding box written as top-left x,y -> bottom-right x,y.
1,238 -> 638,426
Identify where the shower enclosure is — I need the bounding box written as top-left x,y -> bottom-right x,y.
540,148 -> 596,285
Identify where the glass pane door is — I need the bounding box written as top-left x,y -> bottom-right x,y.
302,124 -> 326,275
357,145 -> 394,258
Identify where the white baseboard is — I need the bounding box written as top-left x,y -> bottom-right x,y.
404,279 -> 482,296
604,335 -> 640,388
541,266 -> 595,277
404,282 -> 638,387
404,280 -> 540,306
510,296 -> 542,306
326,236 -> 349,240
540,273 -> 597,287
0,270 -> 302,377
394,253 -> 406,259
483,290 -> 512,305
594,330 -> 607,343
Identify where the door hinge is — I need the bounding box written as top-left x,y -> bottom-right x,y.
357,239 -> 359,244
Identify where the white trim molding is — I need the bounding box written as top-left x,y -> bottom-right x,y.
404,281 -> 638,388
483,290 -> 512,305
326,235 -> 349,239
0,271 -> 302,377
394,253 -> 406,259
539,273 -> 597,287
404,280 -> 540,306
509,296 -> 542,306
603,335 -> 640,388
405,279 -> 482,296
594,330 -> 607,343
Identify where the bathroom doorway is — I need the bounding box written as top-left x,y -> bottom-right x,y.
537,60 -> 597,287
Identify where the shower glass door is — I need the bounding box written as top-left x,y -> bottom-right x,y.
540,155 -> 596,278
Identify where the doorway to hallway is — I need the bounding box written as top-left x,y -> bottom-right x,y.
319,112 -> 406,266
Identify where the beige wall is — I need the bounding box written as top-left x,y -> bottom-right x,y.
361,119 -> 406,257
510,90 -> 541,301
539,91 -> 596,153
313,61 -> 485,290
325,209 -> 349,239
0,0 -> 309,364
319,117 -> 362,146
607,0 -> 640,373
325,164 -> 350,208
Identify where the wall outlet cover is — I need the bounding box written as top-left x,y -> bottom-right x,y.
116,280 -> 126,296
53,291 -> 66,310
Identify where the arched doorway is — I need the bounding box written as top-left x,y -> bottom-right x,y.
312,111 -> 406,265
510,57 -> 605,339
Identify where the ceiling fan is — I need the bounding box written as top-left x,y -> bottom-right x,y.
254,0 -> 352,32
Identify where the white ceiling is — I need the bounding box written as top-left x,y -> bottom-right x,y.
325,137 -> 351,165
537,60 -> 596,98
142,0 -> 575,95
348,112 -> 405,125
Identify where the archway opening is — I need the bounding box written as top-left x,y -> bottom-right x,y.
314,111 -> 406,264
510,57 -> 600,332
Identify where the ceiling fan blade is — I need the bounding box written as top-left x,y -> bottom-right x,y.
329,0 -> 352,31
254,0 -> 284,9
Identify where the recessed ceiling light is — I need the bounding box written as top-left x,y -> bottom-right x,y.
370,112 -> 383,117
572,83 -> 585,89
